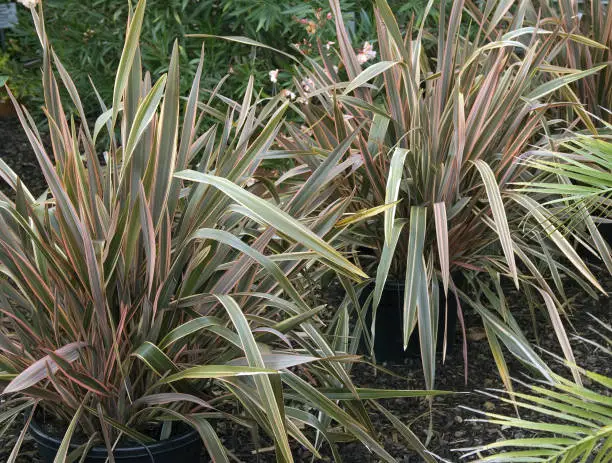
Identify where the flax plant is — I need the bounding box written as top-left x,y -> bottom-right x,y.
466,0 -> 612,130
0,1 -> 442,461
273,0 -> 609,392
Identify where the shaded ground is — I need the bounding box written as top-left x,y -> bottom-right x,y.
332,276 -> 611,462
0,116 -> 610,462
0,116 -> 48,199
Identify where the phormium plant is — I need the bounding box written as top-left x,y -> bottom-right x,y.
0,1 -> 445,461
276,0 -> 608,392
466,0 -> 612,130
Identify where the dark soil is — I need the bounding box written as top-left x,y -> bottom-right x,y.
0,116 -> 609,462
0,116 -> 48,199
331,275 -> 611,462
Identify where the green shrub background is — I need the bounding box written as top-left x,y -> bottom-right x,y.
1,0 -> 436,114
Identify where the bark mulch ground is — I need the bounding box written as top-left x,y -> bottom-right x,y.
331,275 -> 611,462
0,116 -> 48,199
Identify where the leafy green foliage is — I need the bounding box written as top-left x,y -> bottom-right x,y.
2,0 -> 382,115
462,315 -> 612,462
519,131 -> 612,275
522,135 -> 612,221
0,49 -> 38,102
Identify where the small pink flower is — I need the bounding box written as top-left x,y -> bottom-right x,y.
357,41 -> 376,64
269,69 -> 279,83
327,12 -> 333,20
17,0 -> 38,7
301,78 -> 315,92
281,89 -> 296,100
325,41 -> 335,50
306,21 -> 317,35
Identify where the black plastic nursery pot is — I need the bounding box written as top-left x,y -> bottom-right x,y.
30,418 -> 203,463
597,222 -> 612,246
362,279 -> 460,363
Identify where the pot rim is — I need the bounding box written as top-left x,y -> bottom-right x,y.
378,272 -> 465,290
29,417 -> 201,457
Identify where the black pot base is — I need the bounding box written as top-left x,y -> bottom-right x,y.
362,280 -> 459,363
30,419 -> 203,463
